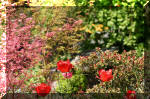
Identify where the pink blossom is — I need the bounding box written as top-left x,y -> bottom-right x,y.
20,13 -> 26,19
73,19 -> 83,26
63,23 -> 73,31
46,32 -> 56,38
25,17 -> 33,24
62,72 -> 73,79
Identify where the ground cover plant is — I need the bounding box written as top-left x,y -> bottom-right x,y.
0,0 -> 148,98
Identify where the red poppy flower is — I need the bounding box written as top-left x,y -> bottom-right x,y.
36,83 -> 51,97
126,90 -> 136,99
57,59 -> 73,73
98,69 -> 113,82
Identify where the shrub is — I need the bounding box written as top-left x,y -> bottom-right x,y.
0,33 -> 6,97
45,18 -> 83,63
6,7 -> 44,93
55,70 -> 87,93
31,7 -> 84,66
76,47 -> 144,93
74,0 -> 147,7
73,6 -> 145,56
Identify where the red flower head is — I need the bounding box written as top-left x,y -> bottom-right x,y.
36,83 -> 51,97
126,90 -> 136,99
98,69 -> 113,82
57,59 -> 73,73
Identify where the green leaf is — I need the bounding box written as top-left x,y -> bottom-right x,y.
117,35 -> 123,41
90,33 -> 95,39
107,21 -> 114,27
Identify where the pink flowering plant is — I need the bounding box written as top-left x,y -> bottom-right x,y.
62,72 -> 73,79
5,7 -> 45,93
0,33 -> 6,98
0,2 -> 8,98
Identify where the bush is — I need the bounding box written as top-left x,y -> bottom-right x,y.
74,0 -> 147,7
6,7 -> 44,93
76,47 -> 144,93
44,18 -> 84,64
31,7 -> 84,64
56,70 -> 87,93
73,5 -> 145,56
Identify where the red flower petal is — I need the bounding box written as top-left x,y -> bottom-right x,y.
98,69 -> 113,82
98,69 -> 105,75
36,83 -> 51,97
57,60 -> 73,73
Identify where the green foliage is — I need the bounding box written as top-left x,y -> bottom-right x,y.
74,0 -> 147,7
56,70 -> 87,93
76,47 -> 144,93
73,6 -> 144,56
